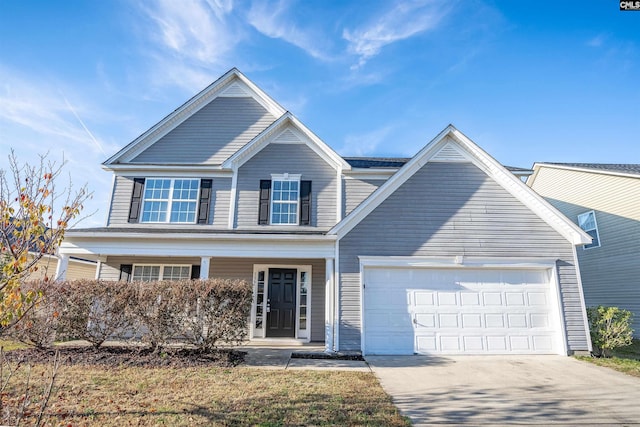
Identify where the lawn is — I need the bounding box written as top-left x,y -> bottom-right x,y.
1,350 -> 410,426
576,339 -> 640,379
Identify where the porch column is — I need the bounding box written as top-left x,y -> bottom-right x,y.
200,256 -> 211,279
55,254 -> 69,281
325,257 -> 335,352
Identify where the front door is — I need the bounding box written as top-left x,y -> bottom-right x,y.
267,268 -> 297,337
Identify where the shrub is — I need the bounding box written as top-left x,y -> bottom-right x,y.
57,279 -> 137,348
131,280 -> 192,352
6,280 -> 62,348
587,305 -> 634,357
182,278 -> 253,351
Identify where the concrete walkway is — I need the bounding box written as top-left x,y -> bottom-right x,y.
240,345 -> 371,372
367,355 -> 640,426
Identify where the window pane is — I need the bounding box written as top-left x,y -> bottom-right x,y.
170,201 -> 196,223
132,265 -> 161,282
162,265 -> 191,281
142,201 -> 167,222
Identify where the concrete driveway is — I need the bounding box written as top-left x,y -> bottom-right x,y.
366,355 -> 640,426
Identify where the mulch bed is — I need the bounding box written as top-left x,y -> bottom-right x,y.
3,346 -> 246,368
291,351 -> 364,361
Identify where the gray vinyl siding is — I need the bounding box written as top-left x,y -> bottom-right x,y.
211,178 -> 232,227
234,143 -> 337,229
99,256 -> 326,342
107,176 -> 231,227
338,162 -> 589,353
131,97 -> 276,165
107,176 -> 134,226
343,177 -> 386,217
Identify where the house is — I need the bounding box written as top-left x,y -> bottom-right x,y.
58,69 -> 593,356
31,254 -> 97,281
527,163 -> 640,336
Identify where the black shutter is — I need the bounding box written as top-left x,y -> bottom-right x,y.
120,264 -> 133,282
300,180 -> 312,226
258,180 -> 271,225
197,179 -> 213,224
128,178 -> 145,223
191,265 -> 201,280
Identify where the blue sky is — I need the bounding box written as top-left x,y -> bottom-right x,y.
1,1 -> 638,227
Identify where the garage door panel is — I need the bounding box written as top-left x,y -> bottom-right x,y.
363,267 -> 562,355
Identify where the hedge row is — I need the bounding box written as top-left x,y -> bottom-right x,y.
6,278 -> 253,352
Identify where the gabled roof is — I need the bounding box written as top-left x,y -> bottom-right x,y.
530,163 -> 640,181
329,125 -> 592,245
103,68 -> 287,167
222,112 -> 351,171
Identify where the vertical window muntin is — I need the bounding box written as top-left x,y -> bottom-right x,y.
270,174 -> 300,225
577,211 -> 601,249
141,178 -> 199,223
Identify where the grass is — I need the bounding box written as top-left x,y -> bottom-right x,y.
1,360 -> 410,426
576,338 -> 640,378
0,338 -> 29,351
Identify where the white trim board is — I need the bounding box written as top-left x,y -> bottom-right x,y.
329,125 -> 592,246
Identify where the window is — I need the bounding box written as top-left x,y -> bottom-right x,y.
141,179 -> 199,223
132,265 -> 191,281
578,211 -> 600,249
271,174 -> 300,225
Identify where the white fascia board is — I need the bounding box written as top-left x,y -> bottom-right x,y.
223,113 -> 350,171
103,164 -> 226,173
108,168 -> 232,179
358,256 -> 558,269
532,163 -> 640,181
60,236 -> 336,259
330,125 -> 592,246
104,69 -> 286,165
64,230 -> 336,241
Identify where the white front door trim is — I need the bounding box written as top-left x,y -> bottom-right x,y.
251,264 -> 312,342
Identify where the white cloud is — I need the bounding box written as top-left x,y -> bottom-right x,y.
247,0 -> 333,61
343,0 -> 452,69
587,34 -> 606,48
141,0 -> 240,64
338,126 -> 394,156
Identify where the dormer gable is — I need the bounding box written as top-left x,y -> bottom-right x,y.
223,112 -> 350,172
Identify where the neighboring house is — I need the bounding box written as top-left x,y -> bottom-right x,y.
527,163 -> 640,336
58,69 -> 593,356
29,254 -> 97,281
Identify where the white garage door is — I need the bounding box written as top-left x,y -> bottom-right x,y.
363,267 -> 563,355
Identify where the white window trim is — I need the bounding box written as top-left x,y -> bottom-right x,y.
132,264 -> 192,281
250,264 -> 312,342
141,178 -> 200,224
269,173 -> 301,226
577,211 -> 601,249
